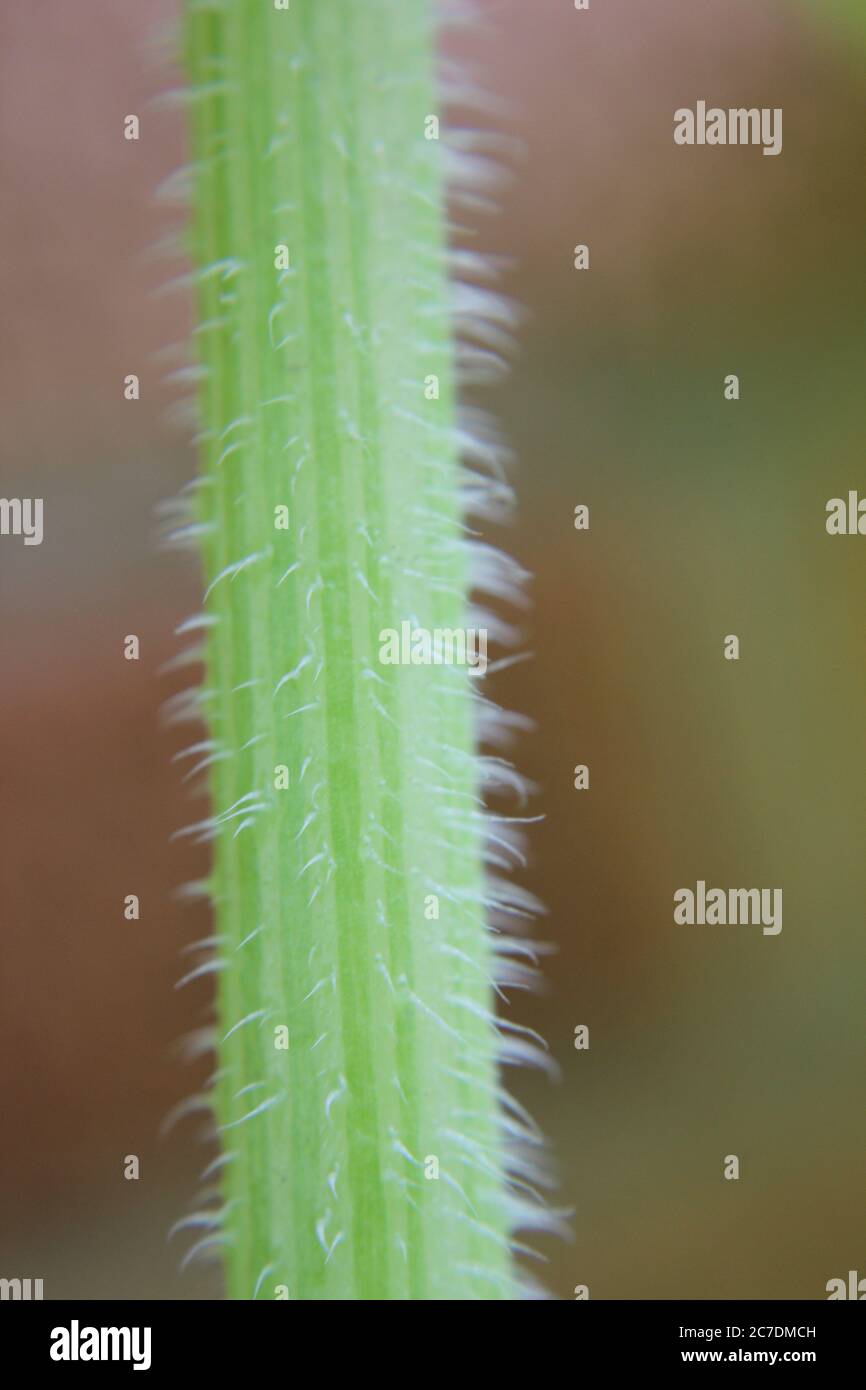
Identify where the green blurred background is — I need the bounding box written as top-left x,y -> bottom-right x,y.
0,0 -> 863,1298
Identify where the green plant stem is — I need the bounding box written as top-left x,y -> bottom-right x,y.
183,0 -> 520,1300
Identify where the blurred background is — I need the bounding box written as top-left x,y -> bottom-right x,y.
1,0 -> 863,1299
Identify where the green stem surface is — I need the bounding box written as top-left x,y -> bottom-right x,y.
184,0 -> 516,1300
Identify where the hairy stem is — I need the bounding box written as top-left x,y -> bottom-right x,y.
182,0 -> 522,1299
